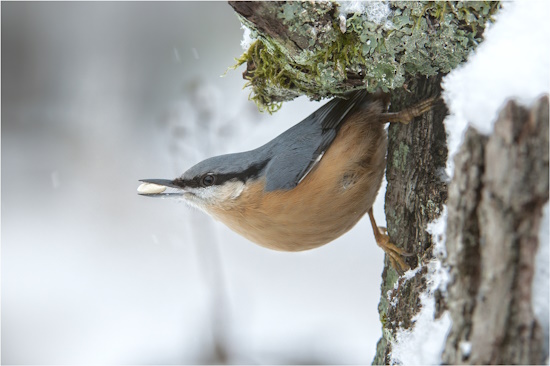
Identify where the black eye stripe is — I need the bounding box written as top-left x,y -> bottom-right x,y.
174,160 -> 269,189
173,177 -> 198,189
214,161 -> 268,185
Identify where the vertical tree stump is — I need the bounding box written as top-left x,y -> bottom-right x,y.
442,96 -> 549,365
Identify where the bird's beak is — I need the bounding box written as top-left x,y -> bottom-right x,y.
137,179 -> 185,197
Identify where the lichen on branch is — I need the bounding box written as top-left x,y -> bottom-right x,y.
229,1 -> 500,112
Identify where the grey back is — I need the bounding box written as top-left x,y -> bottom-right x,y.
180,90 -> 370,192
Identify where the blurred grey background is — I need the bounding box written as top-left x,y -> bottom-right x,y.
1,2 -> 385,364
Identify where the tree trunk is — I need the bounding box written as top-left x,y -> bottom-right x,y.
373,74 -> 449,365
442,96 -> 549,365
228,2 -> 549,364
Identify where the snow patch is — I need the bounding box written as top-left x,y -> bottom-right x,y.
338,1 -> 367,17
425,207 -> 450,293
390,291 -> 452,365
364,1 -> 391,26
442,0 -> 550,176
338,1 -> 393,28
240,24 -> 255,50
459,341 -> 472,358
401,265 -> 421,282
387,266 -> 422,307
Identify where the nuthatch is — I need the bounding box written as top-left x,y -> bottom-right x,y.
139,90 -> 436,272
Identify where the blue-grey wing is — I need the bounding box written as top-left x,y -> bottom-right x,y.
264,90 -> 368,192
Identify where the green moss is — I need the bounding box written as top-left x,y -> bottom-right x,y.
231,1 -> 500,112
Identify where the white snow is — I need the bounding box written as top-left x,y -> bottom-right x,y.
364,1 -> 391,25
338,1 -> 393,29
386,266 -> 422,307
240,24 -> 255,50
338,1 -> 367,17
390,290 -> 452,365
425,207 -> 450,294
338,0 -> 390,23
391,1 -> 550,364
442,0 -> 550,175
459,341 -> 472,358
401,265 -> 422,282
426,207 -> 447,260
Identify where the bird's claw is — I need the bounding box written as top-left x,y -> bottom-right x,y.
374,226 -> 413,274
384,94 -> 440,125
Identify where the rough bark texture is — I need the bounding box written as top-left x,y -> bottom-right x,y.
443,96 -> 549,365
373,74 -> 449,365
229,1 -> 334,60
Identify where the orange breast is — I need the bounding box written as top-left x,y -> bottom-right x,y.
209,110 -> 388,251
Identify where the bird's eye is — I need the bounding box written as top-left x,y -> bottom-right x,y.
201,174 -> 216,187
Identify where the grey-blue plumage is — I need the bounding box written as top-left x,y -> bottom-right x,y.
177,90 -> 370,192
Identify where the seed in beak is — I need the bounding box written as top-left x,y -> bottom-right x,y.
137,182 -> 167,195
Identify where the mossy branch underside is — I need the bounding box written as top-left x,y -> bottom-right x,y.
229,1 -> 500,112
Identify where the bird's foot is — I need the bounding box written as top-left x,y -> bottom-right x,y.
374,226 -> 413,275
384,95 -> 440,125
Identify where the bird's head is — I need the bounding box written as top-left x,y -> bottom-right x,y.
138,152 -> 268,212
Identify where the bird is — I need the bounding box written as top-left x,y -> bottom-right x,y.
138,90 -> 436,273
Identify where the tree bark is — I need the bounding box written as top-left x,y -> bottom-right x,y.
373,75 -> 449,365
442,96 -> 549,365
228,2 -> 549,365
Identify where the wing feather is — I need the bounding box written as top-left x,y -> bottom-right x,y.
264,90 -> 368,191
